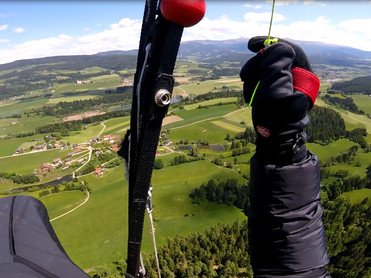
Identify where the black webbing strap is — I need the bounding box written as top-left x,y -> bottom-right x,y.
119,3 -> 184,277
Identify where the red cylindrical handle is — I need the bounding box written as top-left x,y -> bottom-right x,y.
160,0 -> 206,27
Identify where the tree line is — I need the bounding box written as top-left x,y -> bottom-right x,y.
38,93 -> 132,117
35,110 -> 129,135
323,94 -> 362,114
189,179 -> 249,215
331,75 -> 371,95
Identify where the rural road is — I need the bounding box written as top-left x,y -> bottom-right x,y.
97,120 -> 107,136
49,190 -> 90,222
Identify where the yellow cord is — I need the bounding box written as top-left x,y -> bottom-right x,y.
264,0 -> 276,47
248,0 -> 277,107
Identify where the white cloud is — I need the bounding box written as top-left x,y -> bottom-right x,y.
0,18 -> 142,64
1,13 -> 370,65
244,12 -> 285,23
0,24 -> 8,31
244,4 -> 264,9
0,38 -> 8,43
13,27 -> 25,33
184,14 -> 371,51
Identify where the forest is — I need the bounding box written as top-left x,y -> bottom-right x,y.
330,75 -> 371,95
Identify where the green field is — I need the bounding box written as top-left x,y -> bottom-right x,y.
0,149 -> 68,175
0,97 -> 48,117
0,135 -> 45,157
351,94 -> 371,115
40,190 -> 87,219
102,116 -> 130,136
64,124 -> 104,144
169,120 -> 234,143
343,188 -> 371,206
49,160 -> 246,269
184,97 -> 238,110
0,115 -> 57,136
54,74 -> 122,93
167,104 -> 239,129
173,78 -> 242,96
307,139 -> 357,161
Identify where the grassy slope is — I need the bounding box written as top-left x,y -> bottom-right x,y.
40,190 -> 87,219
50,161 -> 245,269
63,124 -> 104,144
350,95 -> 371,115
342,188 -> 371,206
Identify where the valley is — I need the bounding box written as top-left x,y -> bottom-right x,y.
0,39 -> 370,275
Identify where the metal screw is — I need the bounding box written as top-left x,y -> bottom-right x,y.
154,89 -> 171,107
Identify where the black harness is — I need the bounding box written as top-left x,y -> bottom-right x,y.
118,1 -> 189,276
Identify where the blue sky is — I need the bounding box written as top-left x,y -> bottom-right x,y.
0,1 -> 370,64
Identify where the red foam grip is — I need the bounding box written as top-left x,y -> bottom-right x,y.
292,67 -> 320,105
160,0 -> 206,27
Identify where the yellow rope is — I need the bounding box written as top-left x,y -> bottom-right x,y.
264,0 -> 276,47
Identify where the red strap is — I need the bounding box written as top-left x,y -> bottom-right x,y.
292,67 -> 320,105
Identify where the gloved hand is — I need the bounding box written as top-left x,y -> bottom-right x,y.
240,36 -> 320,164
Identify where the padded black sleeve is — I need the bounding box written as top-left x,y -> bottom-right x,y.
0,196 -> 88,278
248,153 -> 330,277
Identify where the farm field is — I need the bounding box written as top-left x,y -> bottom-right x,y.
0,115 -> 57,136
173,77 -> 242,96
343,188 -> 371,206
183,97 -> 238,110
0,135 -> 45,156
307,139 -> 357,161
350,94 -> 371,115
0,149 -> 69,175
0,97 -> 47,117
167,104 -> 240,129
63,124 -> 105,144
53,74 -> 122,93
101,116 -> 130,136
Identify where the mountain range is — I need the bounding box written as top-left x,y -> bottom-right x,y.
1,38 -> 371,70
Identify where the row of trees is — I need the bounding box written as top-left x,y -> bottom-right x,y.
39,93 -> 131,117
322,165 -> 371,201
331,75 -> 371,95
189,179 -> 249,215
0,172 -> 40,184
322,145 -> 359,167
35,110 -> 129,134
323,94 -> 362,114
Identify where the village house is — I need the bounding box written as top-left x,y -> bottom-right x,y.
95,167 -> 103,176
40,163 -> 54,174
53,158 -> 62,167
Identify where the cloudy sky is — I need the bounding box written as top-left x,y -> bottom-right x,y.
0,1 -> 370,64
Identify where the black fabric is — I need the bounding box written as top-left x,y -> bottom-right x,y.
122,9 -> 184,277
248,153 -> 330,276
0,196 -> 88,278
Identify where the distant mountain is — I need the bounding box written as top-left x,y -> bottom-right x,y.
178,38 -> 371,67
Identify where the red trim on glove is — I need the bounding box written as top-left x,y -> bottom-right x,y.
292,67 -> 320,105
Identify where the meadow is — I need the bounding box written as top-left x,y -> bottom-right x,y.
0,149 -> 69,175
173,78 -> 242,96
350,94 -> 371,115
48,160 -> 245,269
0,115 -> 57,136
0,135 -> 45,157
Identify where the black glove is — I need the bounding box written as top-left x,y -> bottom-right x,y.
240,36 -> 320,164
